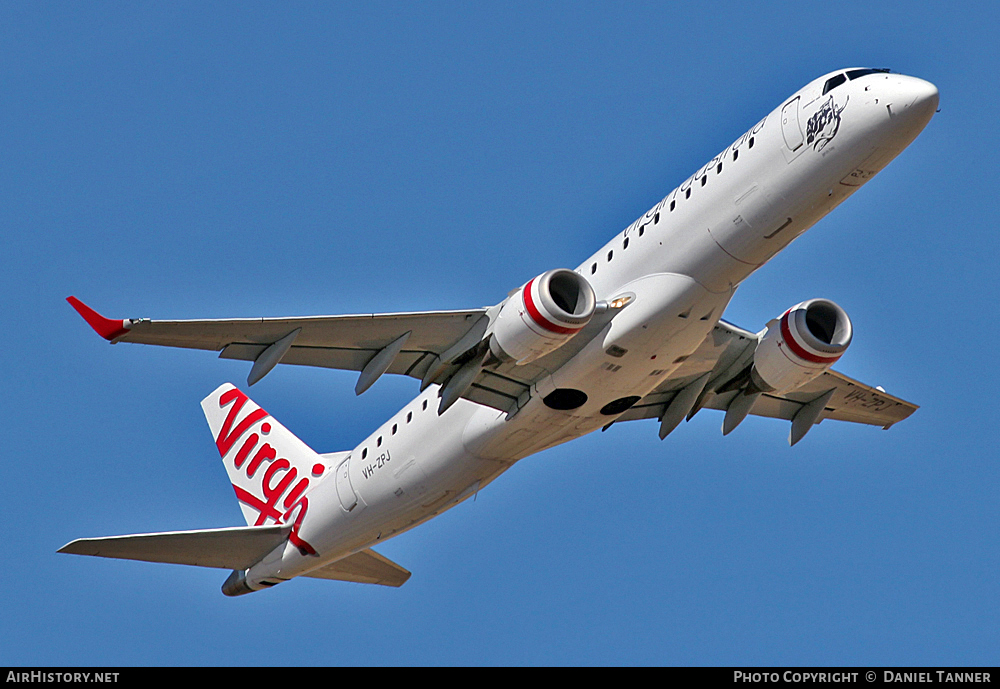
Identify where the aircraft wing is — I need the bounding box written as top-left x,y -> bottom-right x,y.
68,296 -> 490,388
67,294 -> 636,415
616,368 -> 917,427
611,319 -> 918,442
68,298 -> 917,433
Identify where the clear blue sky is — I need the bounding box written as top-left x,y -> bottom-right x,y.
3,2 -> 997,666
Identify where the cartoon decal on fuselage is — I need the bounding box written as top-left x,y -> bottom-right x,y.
806,95 -> 848,151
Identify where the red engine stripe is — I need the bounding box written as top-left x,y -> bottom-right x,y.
522,278 -> 582,335
780,311 -> 842,365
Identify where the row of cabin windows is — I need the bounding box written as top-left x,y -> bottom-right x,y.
670,140 -> 752,205
360,398 -> 429,459
588,138 -> 753,276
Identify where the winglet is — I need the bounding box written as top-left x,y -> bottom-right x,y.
66,296 -> 131,341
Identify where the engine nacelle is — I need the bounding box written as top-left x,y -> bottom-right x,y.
490,269 -> 596,365
751,299 -> 853,393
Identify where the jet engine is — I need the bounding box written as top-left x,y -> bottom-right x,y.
751,299 -> 853,393
490,269 -> 597,365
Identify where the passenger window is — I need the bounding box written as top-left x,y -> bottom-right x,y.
733,149 -> 739,161
638,226 -> 644,237
607,250 -> 613,261
407,411 -> 412,423
717,163 -> 722,174
377,436 -> 382,447
685,188 -> 691,199
701,175 -> 707,187
623,237 -> 629,249
392,424 -> 397,435
748,137 -> 754,149
591,263 -> 597,274
362,448 -> 367,459
822,73 -> 847,94
422,400 -> 427,410
654,212 -> 660,223
670,200 -> 676,211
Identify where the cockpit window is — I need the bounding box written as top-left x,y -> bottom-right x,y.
847,68 -> 889,81
822,73 -> 847,94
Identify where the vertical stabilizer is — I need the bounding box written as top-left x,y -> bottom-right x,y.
201,383 -> 329,555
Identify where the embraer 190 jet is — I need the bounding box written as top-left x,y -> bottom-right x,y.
61,69 -> 937,595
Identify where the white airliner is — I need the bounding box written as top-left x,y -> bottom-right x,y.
61,69 -> 937,594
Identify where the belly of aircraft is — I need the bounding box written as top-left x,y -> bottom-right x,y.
278,276 -> 734,576
466,276 -> 734,460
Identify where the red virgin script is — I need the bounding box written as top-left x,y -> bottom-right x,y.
216,388 -> 317,556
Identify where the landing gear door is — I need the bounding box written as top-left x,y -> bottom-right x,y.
781,97 -> 805,160
336,457 -> 359,512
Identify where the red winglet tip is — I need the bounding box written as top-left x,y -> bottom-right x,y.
66,296 -> 129,341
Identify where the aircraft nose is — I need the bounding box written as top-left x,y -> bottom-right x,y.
891,75 -> 939,130
902,76 -> 939,115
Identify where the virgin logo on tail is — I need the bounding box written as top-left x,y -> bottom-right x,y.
205,385 -> 322,556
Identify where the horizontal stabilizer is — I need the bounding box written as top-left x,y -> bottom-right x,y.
303,548 -> 411,587
58,524 -> 292,571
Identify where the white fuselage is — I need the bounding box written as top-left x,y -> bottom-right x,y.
246,70 -> 938,588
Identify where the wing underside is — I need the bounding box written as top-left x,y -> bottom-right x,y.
67,297 -> 578,414
612,319 -> 917,439
617,368 -> 917,427
117,310 -> 486,376
68,298 -> 916,433
68,296 -> 525,409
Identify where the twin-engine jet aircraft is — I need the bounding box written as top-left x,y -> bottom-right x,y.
61,69 -> 937,594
